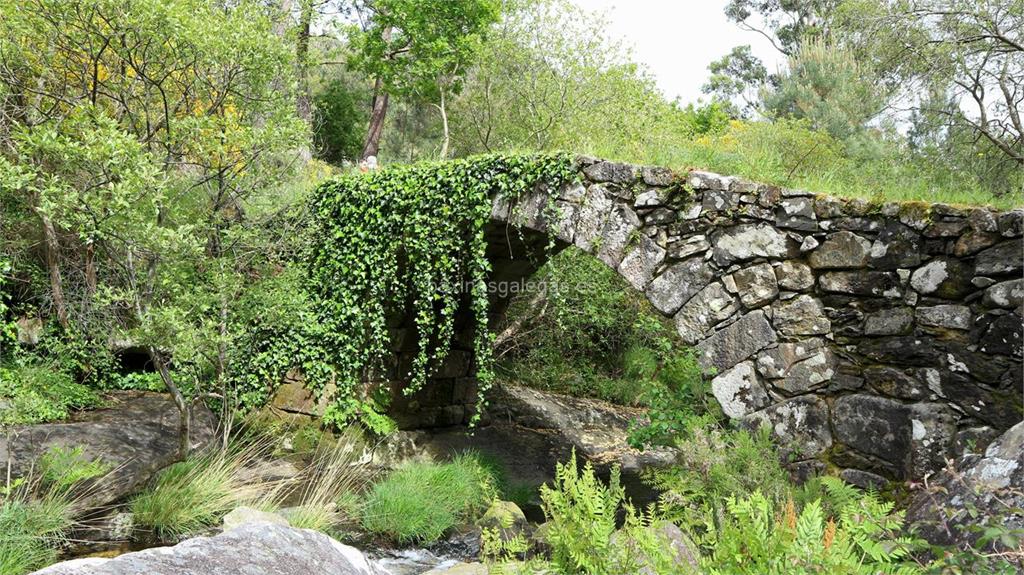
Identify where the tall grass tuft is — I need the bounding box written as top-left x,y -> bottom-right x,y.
0,447 -> 109,575
129,439 -> 278,540
360,453 -> 497,544
286,427 -> 368,532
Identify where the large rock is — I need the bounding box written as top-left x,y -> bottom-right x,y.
32,522 -> 387,575
743,396 -> 832,459
646,258 -> 714,315
906,422 -> 1024,552
0,392 -> 216,509
696,310 -> 778,372
909,258 -> 973,298
673,282 -> 739,344
774,260 -> 814,291
711,224 -> 791,265
833,395 -> 911,475
808,231 -> 870,269
618,235 -> 666,291
732,263 -> 779,309
710,361 -> 769,419
983,279 -> 1023,309
974,239 -> 1023,276
772,295 -> 831,336
819,271 -> 901,298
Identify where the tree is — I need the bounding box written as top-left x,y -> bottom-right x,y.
0,0 -> 307,456
704,0 -> 840,115
761,38 -> 885,143
839,0 -> 1023,171
345,0 -> 500,160
449,0 -> 676,159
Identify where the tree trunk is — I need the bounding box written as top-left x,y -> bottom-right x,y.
84,239 -> 97,299
36,209 -> 68,330
150,347 -> 192,459
296,1 -> 313,125
438,87 -> 450,160
361,77 -> 389,161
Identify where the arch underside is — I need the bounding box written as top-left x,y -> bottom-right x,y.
388,157 -> 1024,482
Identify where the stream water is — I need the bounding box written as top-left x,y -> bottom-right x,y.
370,548 -> 460,574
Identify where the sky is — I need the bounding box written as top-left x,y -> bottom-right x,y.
572,0 -> 787,105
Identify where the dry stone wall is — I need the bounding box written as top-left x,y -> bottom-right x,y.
389,156 -> 1023,483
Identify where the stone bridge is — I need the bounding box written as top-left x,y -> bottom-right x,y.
386,156 -> 1023,483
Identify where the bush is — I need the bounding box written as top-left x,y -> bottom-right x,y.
360,454 -> 497,544
705,479 -> 921,574
645,416 -> 793,536
0,361 -> 100,425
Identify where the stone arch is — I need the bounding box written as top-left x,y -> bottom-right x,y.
386,156 -> 1023,483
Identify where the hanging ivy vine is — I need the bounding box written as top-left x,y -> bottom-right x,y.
306,152 -> 576,423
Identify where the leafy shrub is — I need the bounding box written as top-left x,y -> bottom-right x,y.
536,452 -> 692,575
360,454 -> 497,544
539,452 -> 624,574
704,480 -> 922,574
0,362 -> 100,425
645,416 -> 792,535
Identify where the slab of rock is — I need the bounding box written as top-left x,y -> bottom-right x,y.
833,395 -> 911,474
572,185 -> 615,251
863,366 -> 928,400
775,260 -> 814,291
743,396 -> 832,459
673,282 -> 739,344
819,271 -> 901,298
732,262 -> 779,308
1,392 -> 216,509
983,279 -> 1023,309
974,239 -> 1023,276
32,522 -> 387,575
916,305 -> 972,330
697,310 -> 778,372
711,224 -> 791,265
711,361 -> 769,419
910,258 -> 974,298
808,231 -> 870,269
646,258 -> 714,315
617,235 -> 666,291
772,295 -> 831,336
906,421 -> 1024,552
863,307 -> 914,336
222,507 -> 290,531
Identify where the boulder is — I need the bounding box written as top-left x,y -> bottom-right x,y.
906,422 -> 1024,552
0,392 -> 216,509
696,310 -> 778,372
710,361 -> 770,419
673,282 -> 739,344
808,231 -> 870,269
478,500 -> 528,542
610,520 -> 700,574
646,258 -> 714,315
222,506 -> 290,531
32,522 -> 388,575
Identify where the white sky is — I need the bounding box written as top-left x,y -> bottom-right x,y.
572,0 -> 787,105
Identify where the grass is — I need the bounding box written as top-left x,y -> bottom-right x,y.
360,454 -> 497,544
590,118 -> 1022,209
0,447 -> 108,575
129,440 -> 279,540
285,428 -> 368,532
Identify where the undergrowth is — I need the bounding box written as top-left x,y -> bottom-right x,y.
360,454 -> 497,544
